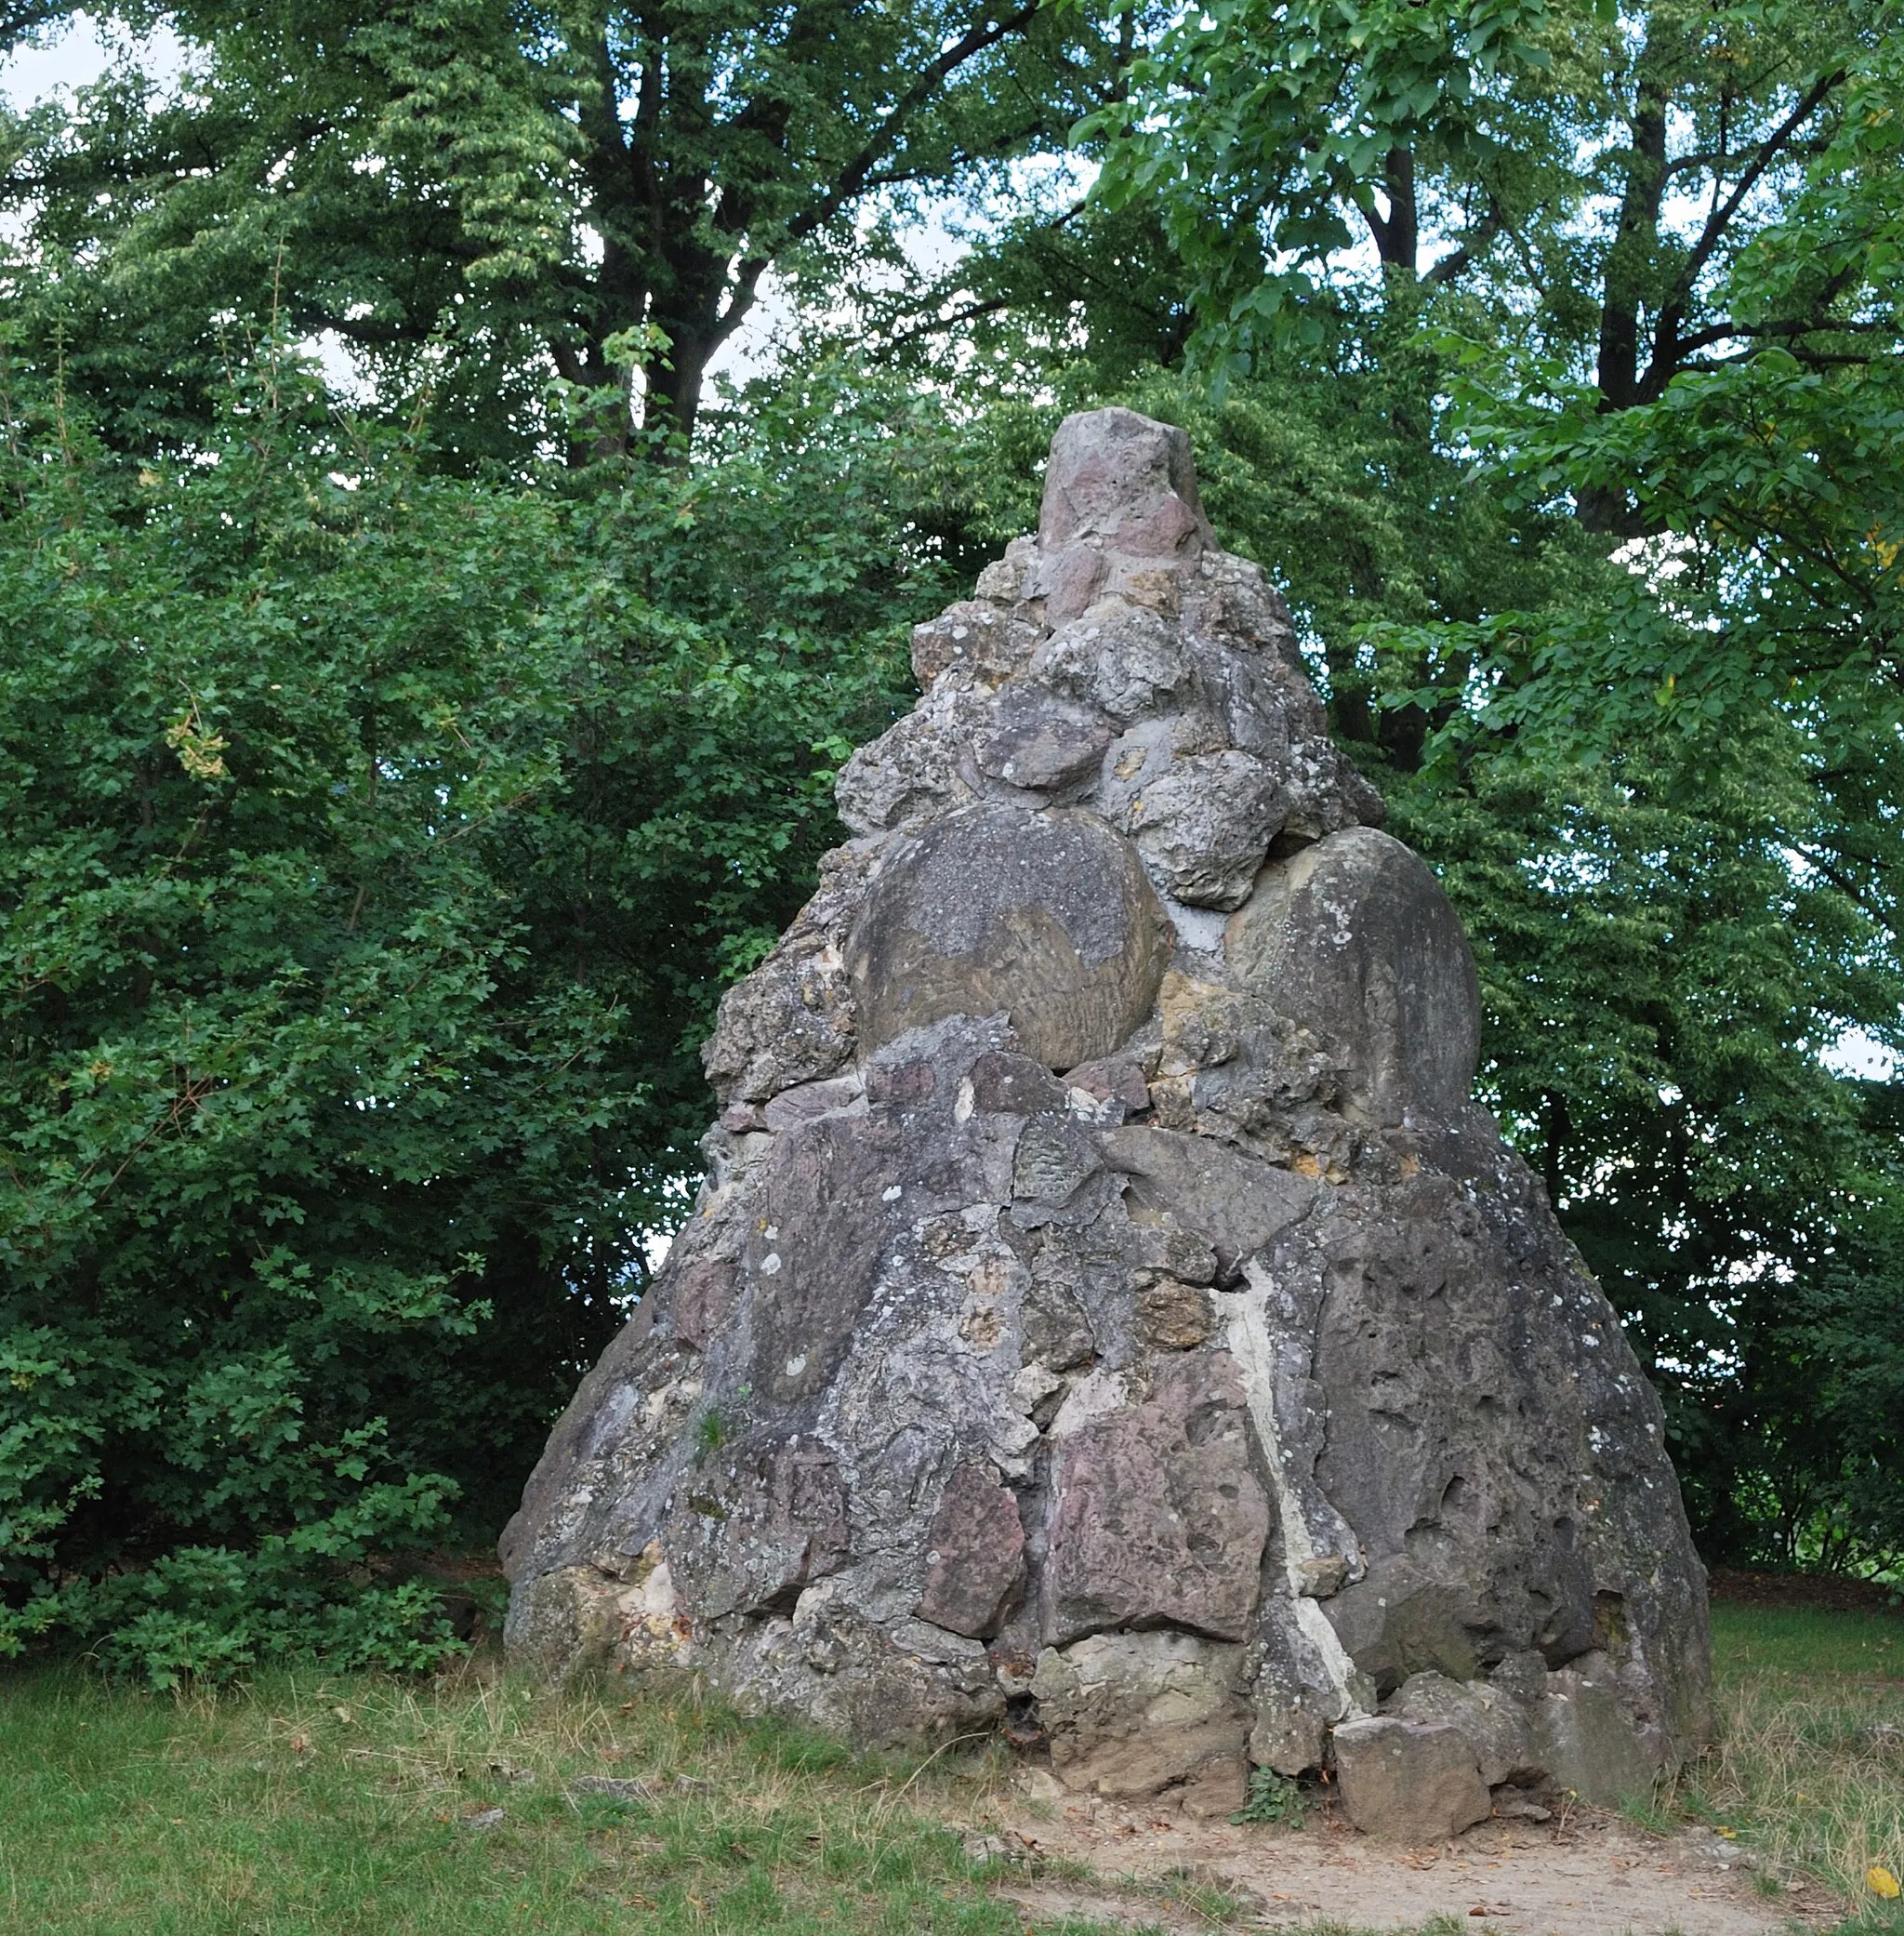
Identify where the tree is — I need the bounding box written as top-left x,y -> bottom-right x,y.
1091,0 -> 1885,456
4,1 -> 1136,458
0,327 -> 980,1677
1064,0 -> 1903,1568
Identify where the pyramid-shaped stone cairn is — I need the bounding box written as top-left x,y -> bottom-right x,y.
503,409 -> 1710,1838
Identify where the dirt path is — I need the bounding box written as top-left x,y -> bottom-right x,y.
975,1778 -> 1835,1935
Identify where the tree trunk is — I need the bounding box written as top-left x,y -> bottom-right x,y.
1580,46 -> 1670,534
1362,148 -> 1419,272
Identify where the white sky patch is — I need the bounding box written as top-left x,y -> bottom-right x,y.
296,330 -> 375,406
1822,1028 -> 1899,1082
1610,532 -> 1698,585
0,12 -> 186,107
709,152 -> 1097,391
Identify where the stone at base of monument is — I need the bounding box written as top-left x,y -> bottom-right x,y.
1031,1630 -> 1251,1818
500,408 -> 1712,1838
1332,1717 -> 1492,1842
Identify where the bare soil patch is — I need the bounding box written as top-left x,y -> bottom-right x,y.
984,1778 -> 1839,1935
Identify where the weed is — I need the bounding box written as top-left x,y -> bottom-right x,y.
0,1661 -> 1114,1934
1230,1764 -> 1305,1828
1617,1786 -> 1677,1836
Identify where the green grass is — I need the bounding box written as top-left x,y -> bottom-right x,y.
1670,1599 -> 1904,1929
1,1598 -> 1900,1933
0,1664 -> 1125,1935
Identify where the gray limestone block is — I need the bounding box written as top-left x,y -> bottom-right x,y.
745,1111 -> 907,1405
664,1437 -> 850,1621
717,1596 -> 1005,1750
910,600 -> 1041,688
700,939 -> 857,1107
1265,1158 -> 1708,1776
1332,1717 -> 1492,1841
1280,739 -> 1389,840
1224,826 -> 1480,1125
1021,539 -> 1110,628
972,536 -> 1037,606
1384,1671 -> 1539,1788
700,844 -> 872,1107
1248,1597 -> 1356,1776
1021,1245 -> 1098,1370
1124,749 -> 1289,909
967,1049 -> 1069,1115
973,682 -> 1116,793
1031,600 -> 1195,723
761,1073 -> 866,1131
1062,1054 -> 1151,1110
1536,1651 -> 1662,1804
498,1246 -> 703,1586
672,1258 -> 739,1349
1032,1628 -> 1250,1811
1012,1114 -> 1106,1211
1098,1124 -> 1315,1275
847,803 -> 1171,1070
1188,551 -> 1306,672
836,676 -> 988,834
1181,634 -> 1302,760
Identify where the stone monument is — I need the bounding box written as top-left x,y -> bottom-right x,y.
501,408 -> 1711,1837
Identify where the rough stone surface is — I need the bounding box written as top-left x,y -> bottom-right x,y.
1384,1671 -> 1538,1788
1123,749 -> 1288,909
1535,1651 -> 1664,1804
847,803 -> 1170,1069
1226,826 -> 1482,1125
1331,1717 -> 1493,1841
503,407 -> 1712,1822
1043,1355 -> 1270,1645
974,683 -> 1116,794
1031,1629 -> 1250,1814
918,1461 -> 1025,1638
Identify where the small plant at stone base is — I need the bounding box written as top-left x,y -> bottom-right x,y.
1231,1766 -> 1305,1828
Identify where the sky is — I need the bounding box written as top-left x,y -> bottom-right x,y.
0,15 -> 1043,395
2,10 -> 178,105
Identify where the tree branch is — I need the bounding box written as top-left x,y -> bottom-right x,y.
1672,313 -> 1893,357
876,294 -> 1015,353
782,0 -> 1041,250
1644,65 -> 1847,397
1425,194 -> 1505,286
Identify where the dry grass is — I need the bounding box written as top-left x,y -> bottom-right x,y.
1668,1600 -> 1904,1925
4,1598 -> 1900,1932
0,1656 -> 1104,1935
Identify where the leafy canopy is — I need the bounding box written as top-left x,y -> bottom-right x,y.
0,327 -> 972,1678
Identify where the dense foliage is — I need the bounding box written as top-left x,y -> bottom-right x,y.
0,339 -> 969,1677
0,0 -> 1898,1676
2,0 -> 1138,457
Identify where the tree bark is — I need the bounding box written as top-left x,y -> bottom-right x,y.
1580,46 -> 1670,534
1362,148 -> 1419,272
